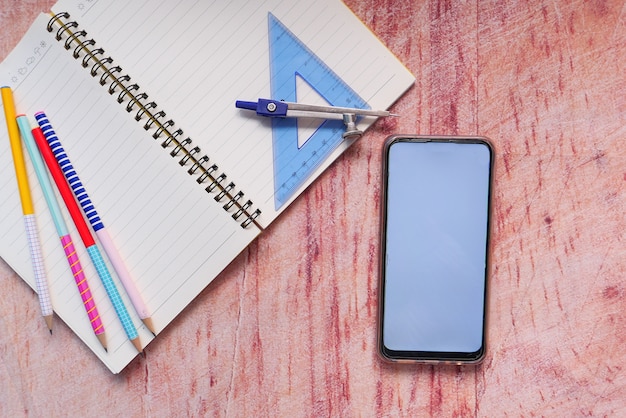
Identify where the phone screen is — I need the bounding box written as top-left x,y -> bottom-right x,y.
379,136 -> 493,363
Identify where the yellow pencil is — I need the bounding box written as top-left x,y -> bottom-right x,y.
1,86 -> 54,332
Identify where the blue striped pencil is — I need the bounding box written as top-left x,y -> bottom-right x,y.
35,112 -> 156,335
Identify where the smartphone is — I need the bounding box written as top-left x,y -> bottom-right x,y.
378,135 -> 493,364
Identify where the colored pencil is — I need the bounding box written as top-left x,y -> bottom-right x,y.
29,121 -> 142,353
1,87 -> 53,333
14,114 -> 106,349
35,112 -> 156,335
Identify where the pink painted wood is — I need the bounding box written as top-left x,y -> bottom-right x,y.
1,0 -> 624,416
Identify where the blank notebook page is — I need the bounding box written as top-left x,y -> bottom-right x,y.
52,0 -> 415,225
0,14 -> 261,373
0,0 -> 414,373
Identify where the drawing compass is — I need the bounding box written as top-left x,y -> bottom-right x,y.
236,98 -> 398,140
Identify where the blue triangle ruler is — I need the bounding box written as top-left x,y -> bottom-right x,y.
268,13 -> 370,210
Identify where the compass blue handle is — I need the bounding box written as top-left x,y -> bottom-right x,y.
235,100 -> 257,111
236,99 -> 288,117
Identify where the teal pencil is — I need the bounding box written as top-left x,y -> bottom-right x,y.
24,117 -> 143,353
1,87 -> 53,332
15,114 -> 107,349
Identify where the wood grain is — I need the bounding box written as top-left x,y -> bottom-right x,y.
1,0 -> 624,416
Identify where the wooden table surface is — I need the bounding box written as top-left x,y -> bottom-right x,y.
1,1 -> 625,416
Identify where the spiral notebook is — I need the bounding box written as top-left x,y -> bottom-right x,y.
0,0 -> 414,373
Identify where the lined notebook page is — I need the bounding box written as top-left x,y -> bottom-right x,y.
0,14 -> 261,373
52,0 -> 415,227
1,0 -> 413,373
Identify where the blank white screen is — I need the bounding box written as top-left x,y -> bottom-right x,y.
383,140 -> 490,353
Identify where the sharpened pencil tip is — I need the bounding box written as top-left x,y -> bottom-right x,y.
44,315 -> 53,333
96,332 -> 108,352
141,317 -> 157,335
131,337 -> 143,353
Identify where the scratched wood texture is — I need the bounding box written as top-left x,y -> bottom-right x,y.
1,0 -> 625,416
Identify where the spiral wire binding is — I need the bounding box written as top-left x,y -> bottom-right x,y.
47,12 -> 262,229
